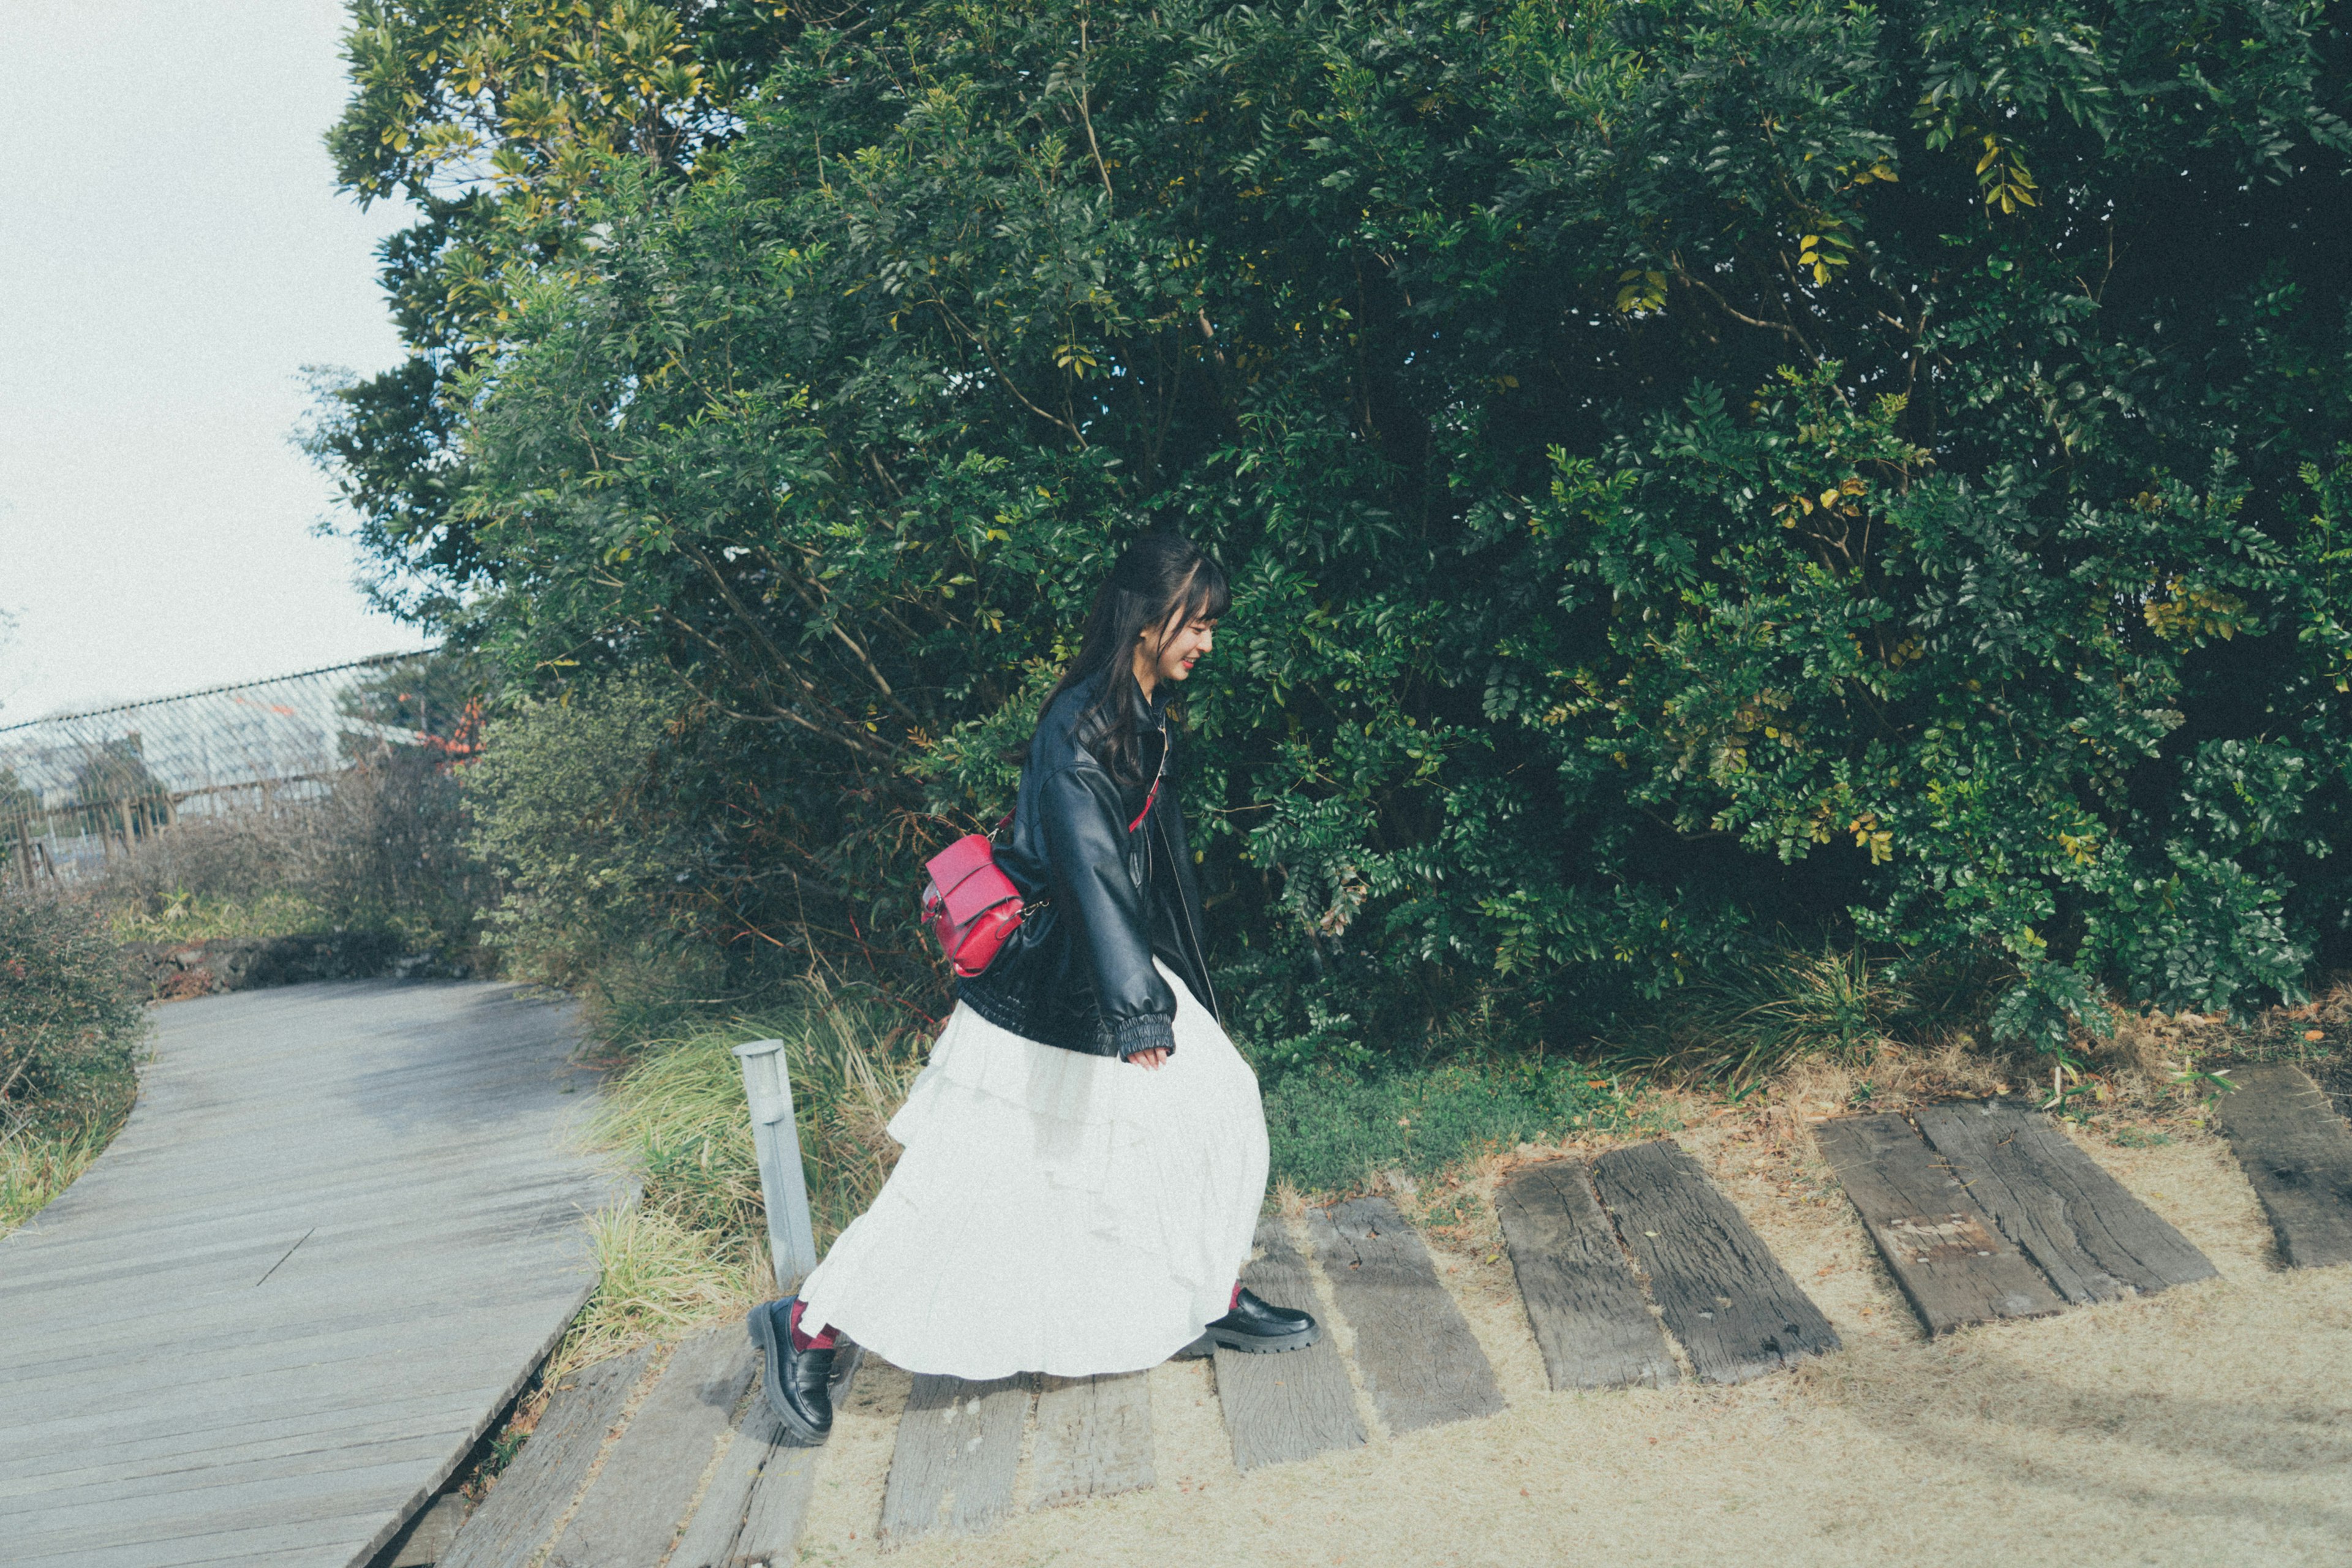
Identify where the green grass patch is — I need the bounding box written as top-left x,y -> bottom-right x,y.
1264,1061 -> 1648,1195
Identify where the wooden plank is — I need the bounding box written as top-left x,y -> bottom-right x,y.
669,1344 -> 864,1568
876,1374 -> 1032,1544
545,1329 -> 757,1568
1913,1099 -> 2217,1300
1030,1373 -> 1155,1509
439,1347 -> 650,1568
1212,1219 -> 1366,1472
2212,1064 -> 2352,1268
1494,1161 -> 1678,1390
1304,1197 -> 1506,1435
1591,1139 -> 1841,1382
0,981 -> 620,1568
727,1446 -> 824,1567
384,1493 -> 470,1567
1814,1115 -> 2065,1335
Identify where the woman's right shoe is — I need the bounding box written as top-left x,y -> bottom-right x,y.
747,1298 -> 835,1445
1203,1287 -> 1320,1353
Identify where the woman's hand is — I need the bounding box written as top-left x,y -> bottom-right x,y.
1128,1047 -> 1169,1071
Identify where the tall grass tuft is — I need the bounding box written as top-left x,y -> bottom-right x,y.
560,980 -> 926,1363
1607,937 -> 1959,1085
1,1112 -> 129,1236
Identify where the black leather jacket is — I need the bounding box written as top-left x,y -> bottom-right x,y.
957,666 -> 1220,1059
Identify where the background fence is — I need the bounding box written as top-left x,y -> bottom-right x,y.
0,655 -> 444,888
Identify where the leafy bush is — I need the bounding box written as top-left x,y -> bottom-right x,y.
1,894 -> 145,1128
324,0 -> 2352,1058
1,894 -> 145,1231
460,672 -> 718,1000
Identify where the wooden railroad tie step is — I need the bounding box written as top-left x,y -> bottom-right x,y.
673,1343 -> 865,1568
1031,1373 -> 1155,1509
545,1326 -> 758,1568
1913,1099 -> 2215,1300
1813,1114 -> 2064,1336
1495,1160 -> 1676,1391
1306,1197 -> 1508,1436
2212,1064 -> 2352,1269
1591,1139 -> 1841,1383
438,1330 -> 864,1568
438,1345 -> 651,1568
1213,1217 -> 1367,1472
877,1373 -> 1033,1544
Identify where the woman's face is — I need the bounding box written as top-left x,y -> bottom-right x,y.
1140,611 -> 1217,687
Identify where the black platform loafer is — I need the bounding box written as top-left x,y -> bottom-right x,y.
1204,1287 -> 1320,1353
747,1298 -> 835,1445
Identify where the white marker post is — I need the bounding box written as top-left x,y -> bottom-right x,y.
731,1038 -> 820,1291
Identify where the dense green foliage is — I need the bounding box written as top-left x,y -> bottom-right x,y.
0,896 -> 144,1131
460,671 -> 697,989
323,0 -> 2352,1059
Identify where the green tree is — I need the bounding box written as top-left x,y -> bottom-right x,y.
311,1 -> 798,614
324,0 -> 2352,1057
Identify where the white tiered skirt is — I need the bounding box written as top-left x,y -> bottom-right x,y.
795,962 -> 1267,1379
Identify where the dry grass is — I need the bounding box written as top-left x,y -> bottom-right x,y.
548,1207 -> 774,1377
554,981 -> 926,1370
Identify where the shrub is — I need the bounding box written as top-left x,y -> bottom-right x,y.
1,893 -> 145,1232
327,0 -> 2352,1057
0,894 -> 145,1129
461,673 -> 700,993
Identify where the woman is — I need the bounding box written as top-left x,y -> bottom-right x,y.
747,530 -> 1317,1444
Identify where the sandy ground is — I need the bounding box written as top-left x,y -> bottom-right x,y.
784,1116 -> 2352,1568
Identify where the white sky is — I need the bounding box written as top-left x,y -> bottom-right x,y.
0,1 -> 433,723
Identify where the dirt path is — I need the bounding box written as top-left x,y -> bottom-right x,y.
795,1123 -> 2351,1568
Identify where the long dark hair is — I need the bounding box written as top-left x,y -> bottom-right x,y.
1041,530 -> 1231,783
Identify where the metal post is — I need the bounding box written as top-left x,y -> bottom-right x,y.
732,1038 -> 820,1292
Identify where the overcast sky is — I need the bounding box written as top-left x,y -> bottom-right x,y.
0,1 -> 433,724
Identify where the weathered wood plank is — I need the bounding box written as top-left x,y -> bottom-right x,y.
1494,1161 -> 1678,1390
0,981 -> 620,1568
439,1347 -> 651,1568
668,1344 -> 864,1568
384,1492 -> 470,1568
726,1446 -> 823,1568
546,1329 -> 756,1568
1814,1115 -> 2065,1335
1304,1197 -> 1506,1435
1591,1139 -> 1840,1382
1030,1373 -> 1155,1509
1212,1219 -> 1366,1472
1913,1099 -> 2217,1300
876,1374 -> 1032,1544
2212,1064 -> 2352,1268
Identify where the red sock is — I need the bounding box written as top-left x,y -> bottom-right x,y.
1228,1282 -> 1243,1313
788,1298 -> 837,1352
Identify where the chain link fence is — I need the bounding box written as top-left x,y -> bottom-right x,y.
0,654 -> 444,889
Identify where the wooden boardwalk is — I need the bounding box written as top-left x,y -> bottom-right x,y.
0,981 -> 625,1568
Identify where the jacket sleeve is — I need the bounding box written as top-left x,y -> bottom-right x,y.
1039,763 -> 1178,1059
